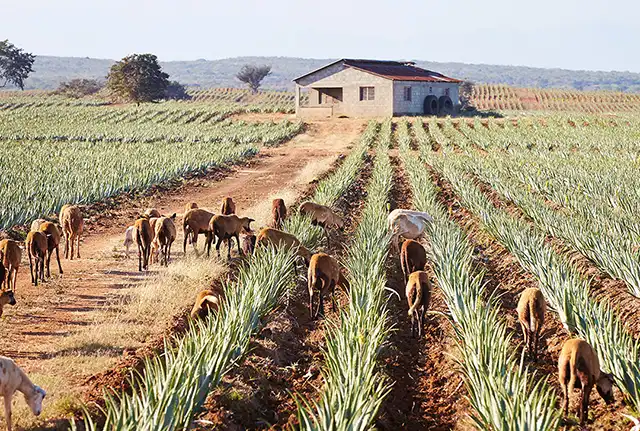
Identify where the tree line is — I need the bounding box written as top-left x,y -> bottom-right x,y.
1,40 -> 273,103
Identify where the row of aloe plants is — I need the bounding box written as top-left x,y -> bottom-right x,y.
295,119 -> 394,430
73,123 -> 379,431
423,144 -> 640,415
0,119 -> 304,230
75,246 -> 298,431
450,118 -> 640,298
468,151 -> 640,298
284,121 -> 379,245
405,120 -> 560,430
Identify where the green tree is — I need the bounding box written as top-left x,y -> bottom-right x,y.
165,80 -> 191,100
55,78 -> 103,98
236,64 -> 271,93
0,40 -> 35,90
107,54 -> 169,103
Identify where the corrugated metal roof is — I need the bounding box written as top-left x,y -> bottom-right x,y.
345,59 -> 462,83
294,59 -> 462,83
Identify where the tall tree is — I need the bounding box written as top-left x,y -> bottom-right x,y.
0,40 -> 35,90
107,54 -> 169,103
236,64 -> 271,93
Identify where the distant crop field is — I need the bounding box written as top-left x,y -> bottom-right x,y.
5,84 -> 639,114
472,84 -> 640,113
0,99 -> 302,229
189,85 -> 640,114
188,87 -> 296,113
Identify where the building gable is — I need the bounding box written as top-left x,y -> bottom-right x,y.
306,66 -> 390,88
294,61 -> 346,87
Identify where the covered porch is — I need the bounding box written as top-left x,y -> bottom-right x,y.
295,84 -> 345,118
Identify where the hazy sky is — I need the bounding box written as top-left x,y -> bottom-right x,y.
4,0 -> 639,72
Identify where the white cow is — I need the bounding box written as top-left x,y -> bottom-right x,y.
388,209 -> 434,252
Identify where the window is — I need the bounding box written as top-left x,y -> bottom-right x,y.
429,86 -> 433,94
360,86 -> 375,101
403,86 -> 412,101
444,88 -> 450,96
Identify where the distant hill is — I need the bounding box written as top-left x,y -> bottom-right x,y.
14,55 -> 640,93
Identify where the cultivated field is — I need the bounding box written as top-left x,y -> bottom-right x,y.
7,84 -> 640,114
188,88 -> 296,113
0,93 -> 639,431
472,84 -> 640,113
0,100 -> 302,229
186,85 -> 640,114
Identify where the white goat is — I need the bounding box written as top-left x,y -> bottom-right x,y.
123,226 -> 135,258
622,414 -> 640,431
388,209 -> 434,252
0,356 -> 46,431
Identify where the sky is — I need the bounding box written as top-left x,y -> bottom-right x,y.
4,0 -> 639,72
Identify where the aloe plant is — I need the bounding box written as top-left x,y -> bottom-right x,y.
404,119 -> 560,430
425,136 -> 640,414
296,119 -> 394,430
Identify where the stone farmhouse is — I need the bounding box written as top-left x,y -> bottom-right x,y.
294,59 -> 462,118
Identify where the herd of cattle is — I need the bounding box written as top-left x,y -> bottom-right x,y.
0,198 -> 621,429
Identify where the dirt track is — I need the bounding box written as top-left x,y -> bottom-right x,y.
377,156 -> 468,430
195,151 -> 374,430
0,118 -> 365,427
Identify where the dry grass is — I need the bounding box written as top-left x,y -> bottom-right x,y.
6,356 -> 115,430
2,255 -> 226,431
295,156 -> 336,185
57,255 -> 226,354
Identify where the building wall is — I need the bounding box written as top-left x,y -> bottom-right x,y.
392,81 -> 460,115
296,61 -> 345,87
298,66 -> 393,117
308,88 -> 321,106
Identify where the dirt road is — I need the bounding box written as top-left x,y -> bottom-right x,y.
0,118 -> 364,403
